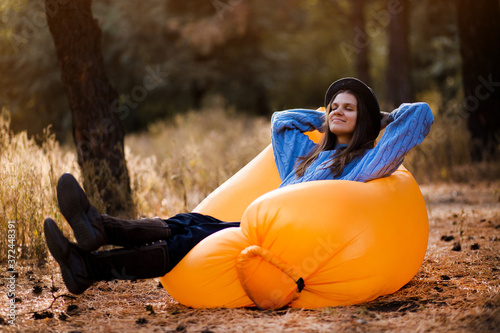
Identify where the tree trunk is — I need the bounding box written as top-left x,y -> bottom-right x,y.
385,0 -> 413,110
353,0 -> 371,86
456,0 -> 500,161
45,0 -> 132,216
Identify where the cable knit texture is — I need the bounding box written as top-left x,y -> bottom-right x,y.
271,102 -> 434,187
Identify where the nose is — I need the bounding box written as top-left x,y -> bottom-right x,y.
331,107 -> 343,116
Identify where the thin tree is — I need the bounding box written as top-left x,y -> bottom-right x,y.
353,0 -> 371,85
385,0 -> 413,110
45,0 -> 132,215
456,0 -> 500,160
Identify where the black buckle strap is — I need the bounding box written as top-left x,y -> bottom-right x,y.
296,277 -> 305,292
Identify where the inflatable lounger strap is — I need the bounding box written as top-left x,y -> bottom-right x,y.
236,245 -> 304,310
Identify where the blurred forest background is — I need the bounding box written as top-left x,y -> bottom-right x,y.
0,0 -> 482,137
0,0 -> 499,217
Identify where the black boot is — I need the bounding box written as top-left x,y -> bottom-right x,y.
44,218 -> 170,294
57,173 -> 171,251
99,214 -> 172,248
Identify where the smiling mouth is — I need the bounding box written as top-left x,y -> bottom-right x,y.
332,118 -> 345,123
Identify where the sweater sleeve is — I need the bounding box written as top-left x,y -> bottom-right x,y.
271,109 -> 325,180
346,102 -> 434,182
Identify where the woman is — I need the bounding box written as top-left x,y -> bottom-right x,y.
44,77 -> 433,295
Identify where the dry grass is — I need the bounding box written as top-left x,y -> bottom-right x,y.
0,107 -> 269,262
1,181 -> 498,332
0,106 -> 499,332
0,111 -> 80,262
125,107 -> 270,217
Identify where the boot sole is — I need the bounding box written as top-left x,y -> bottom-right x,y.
57,174 -> 99,252
43,218 -> 90,294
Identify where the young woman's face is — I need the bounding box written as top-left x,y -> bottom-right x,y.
328,92 -> 358,145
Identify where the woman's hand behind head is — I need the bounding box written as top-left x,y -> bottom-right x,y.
380,112 -> 392,130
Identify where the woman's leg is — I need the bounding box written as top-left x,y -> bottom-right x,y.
100,212 -> 240,270
44,215 -> 240,295
49,174 -> 242,294
57,173 -> 171,251
44,218 -> 170,294
165,213 -> 240,268
57,173 -> 240,253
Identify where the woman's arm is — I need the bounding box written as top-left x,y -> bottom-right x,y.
346,102 -> 434,182
271,109 -> 325,180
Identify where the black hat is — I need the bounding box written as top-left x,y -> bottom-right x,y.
324,77 -> 381,135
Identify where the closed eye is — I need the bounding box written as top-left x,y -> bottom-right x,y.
330,103 -> 356,111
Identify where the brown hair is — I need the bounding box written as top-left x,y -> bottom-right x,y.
295,90 -> 378,178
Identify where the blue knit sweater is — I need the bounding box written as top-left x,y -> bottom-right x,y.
271,102 -> 434,187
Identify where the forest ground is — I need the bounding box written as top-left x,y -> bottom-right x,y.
1,180 -> 499,333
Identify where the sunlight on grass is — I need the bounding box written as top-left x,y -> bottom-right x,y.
1,104 -> 498,262
125,107 -> 270,217
0,110 -> 79,262
0,107 -> 269,262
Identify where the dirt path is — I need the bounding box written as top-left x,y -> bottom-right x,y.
2,181 -> 499,332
